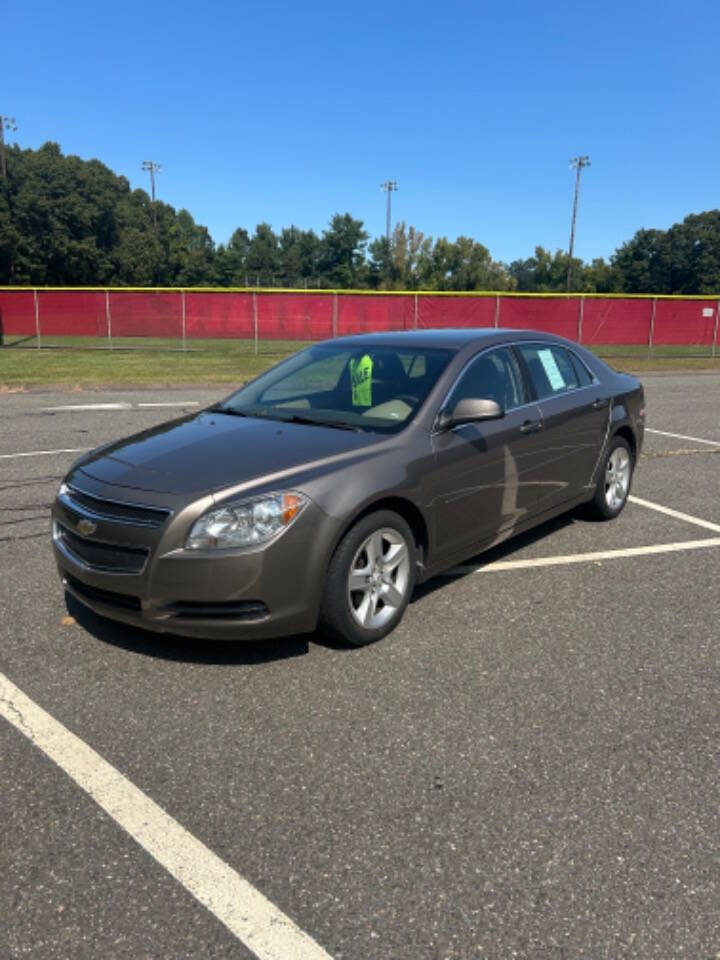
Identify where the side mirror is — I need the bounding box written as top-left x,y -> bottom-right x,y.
439,397 -> 504,430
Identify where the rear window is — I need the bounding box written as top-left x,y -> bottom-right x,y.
568,350 -> 595,387
518,344 -> 583,399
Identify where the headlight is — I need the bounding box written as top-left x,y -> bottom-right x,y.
186,492 -> 308,550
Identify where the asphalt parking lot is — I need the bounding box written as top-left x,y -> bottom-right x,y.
1,373 -> 719,960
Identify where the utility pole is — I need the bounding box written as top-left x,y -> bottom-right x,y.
0,115 -> 18,182
141,160 -> 162,233
567,156 -> 590,291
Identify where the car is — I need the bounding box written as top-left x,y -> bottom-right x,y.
52,329 -> 645,647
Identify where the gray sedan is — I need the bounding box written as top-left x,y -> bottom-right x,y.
52,329 -> 645,646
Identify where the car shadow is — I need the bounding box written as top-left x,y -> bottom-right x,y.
411,509 -> 579,603
65,592 -> 313,665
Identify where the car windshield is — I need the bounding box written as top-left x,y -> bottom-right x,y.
216,344 -> 454,433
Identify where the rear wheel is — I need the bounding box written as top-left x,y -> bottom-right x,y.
589,435 -> 633,520
319,511 -> 416,646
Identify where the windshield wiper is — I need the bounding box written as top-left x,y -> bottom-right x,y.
212,407 -> 278,421
211,407 -> 362,431
211,406 -> 248,417
279,414 -> 363,432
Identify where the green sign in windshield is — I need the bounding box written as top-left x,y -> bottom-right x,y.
350,353 -> 373,407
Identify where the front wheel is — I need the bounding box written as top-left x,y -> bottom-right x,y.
319,511 -> 416,646
588,435 -> 634,520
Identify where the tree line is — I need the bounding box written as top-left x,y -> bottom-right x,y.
1,142 -> 719,294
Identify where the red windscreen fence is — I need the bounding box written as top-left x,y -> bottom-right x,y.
1,288 -> 718,348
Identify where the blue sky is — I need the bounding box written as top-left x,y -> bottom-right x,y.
5,0 -> 718,263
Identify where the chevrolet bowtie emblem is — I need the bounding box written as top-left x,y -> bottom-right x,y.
77,518 -> 97,536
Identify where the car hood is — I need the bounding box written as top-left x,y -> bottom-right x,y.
76,411 -> 383,495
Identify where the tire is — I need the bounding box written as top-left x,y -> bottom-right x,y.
319,510 -> 417,646
588,435 -> 634,520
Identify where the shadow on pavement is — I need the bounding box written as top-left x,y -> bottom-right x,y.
412,509 -> 578,603
65,592 -> 316,665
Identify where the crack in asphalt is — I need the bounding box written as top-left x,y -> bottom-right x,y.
0,695 -> 30,737
0,503 -> 52,511
0,476 -> 63,493
0,515 -> 50,527
0,531 -> 48,543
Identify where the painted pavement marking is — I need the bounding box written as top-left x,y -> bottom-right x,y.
0,672 -> 334,960
448,537 -> 720,575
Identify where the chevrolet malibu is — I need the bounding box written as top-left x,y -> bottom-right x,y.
52,329 -> 645,646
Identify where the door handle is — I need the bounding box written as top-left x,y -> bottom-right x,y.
592,397 -> 609,409
520,419 -> 543,434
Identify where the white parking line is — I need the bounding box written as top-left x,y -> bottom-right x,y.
137,401 -> 200,409
628,495 -> 720,533
646,428 -> 720,448
0,447 -> 88,461
448,537 -> 720,575
41,401 -> 200,412
0,672 -> 333,960
41,403 -> 133,412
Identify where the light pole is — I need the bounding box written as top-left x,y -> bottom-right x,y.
141,160 -> 162,233
380,180 -> 398,283
0,115 -> 18,182
567,156 -> 590,291
380,180 -> 398,246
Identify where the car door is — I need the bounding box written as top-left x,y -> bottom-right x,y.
515,342 -> 610,512
430,346 -> 546,563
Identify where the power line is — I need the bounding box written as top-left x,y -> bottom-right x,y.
567,156 -> 590,291
0,115 -> 18,183
141,160 -> 162,233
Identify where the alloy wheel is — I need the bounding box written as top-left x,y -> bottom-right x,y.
604,446 -> 631,511
347,527 -> 411,630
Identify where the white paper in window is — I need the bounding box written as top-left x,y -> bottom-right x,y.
537,349 -> 566,391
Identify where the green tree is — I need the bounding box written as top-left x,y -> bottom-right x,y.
611,229 -> 670,293
0,141 -> 217,286
368,222 -> 433,290
318,213 -> 369,288
214,228 -> 251,285
246,223 -> 280,284
278,226 -> 321,285
612,211 -> 720,294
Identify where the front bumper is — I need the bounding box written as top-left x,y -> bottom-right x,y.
52,479 -> 341,641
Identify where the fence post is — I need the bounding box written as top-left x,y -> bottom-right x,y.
332,292 -> 338,338
577,296 -> 584,343
34,289 -> 41,348
648,297 -> 657,355
253,291 -> 258,356
494,294 -> 500,328
713,300 -> 720,358
413,293 -> 418,330
181,290 -> 187,352
105,290 -> 112,350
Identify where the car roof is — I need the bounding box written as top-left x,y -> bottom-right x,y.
328,328 -> 566,350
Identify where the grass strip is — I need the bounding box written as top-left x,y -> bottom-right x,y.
1,337 -> 718,389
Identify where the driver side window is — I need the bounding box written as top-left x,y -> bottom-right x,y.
450,347 -> 526,411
